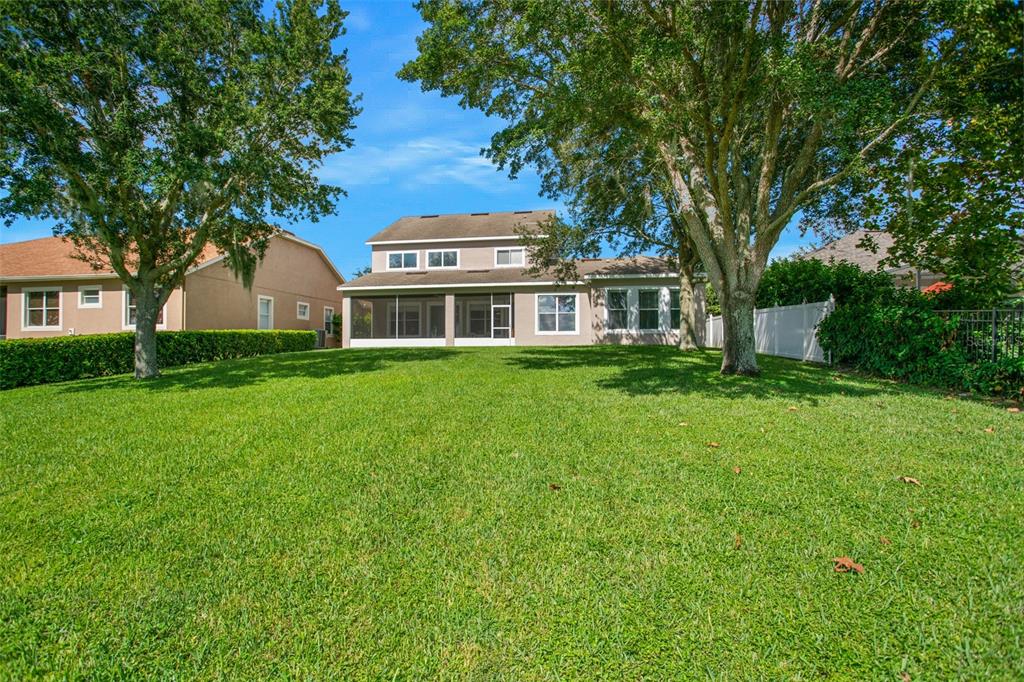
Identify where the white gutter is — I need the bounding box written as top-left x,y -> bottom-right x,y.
365,235 -> 544,246
338,280 -> 583,292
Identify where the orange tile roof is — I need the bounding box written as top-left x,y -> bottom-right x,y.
0,236 -> 221,279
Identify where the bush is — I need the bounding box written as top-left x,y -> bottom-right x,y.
0,330 -> 316,389
817,292 -> 1024,397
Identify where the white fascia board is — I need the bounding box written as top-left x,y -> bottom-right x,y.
0,273 -> 120,283
365,235 -> 545,246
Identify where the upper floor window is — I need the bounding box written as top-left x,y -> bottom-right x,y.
495,247 -> 525,267
426,249 -> 459,269
23,288 -> 61,329
388,251 -> 419,270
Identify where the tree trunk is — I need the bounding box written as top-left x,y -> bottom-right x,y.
677,266 -> 699,351
133,283 -> 161,379
720,287 -> 758,375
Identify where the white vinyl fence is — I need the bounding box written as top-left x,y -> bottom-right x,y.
704,298 -> 835,362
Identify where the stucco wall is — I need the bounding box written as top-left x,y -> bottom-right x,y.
370,238 -> 526,272
184,235 -> 342,342
3,279 -> 184,339
590,278 -> 706,345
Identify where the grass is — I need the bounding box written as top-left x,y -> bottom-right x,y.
0,346 -> 1020,679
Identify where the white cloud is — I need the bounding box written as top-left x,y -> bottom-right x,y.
317,135 -> 523,194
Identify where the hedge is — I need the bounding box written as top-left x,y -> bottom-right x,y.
0,330 -> 316,389
817,300 -> 1024,398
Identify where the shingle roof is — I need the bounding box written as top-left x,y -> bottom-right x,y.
800,230 -> 895,271
339,256 -> 676,290
0,236 -> 220,280
366,210 -> 555,243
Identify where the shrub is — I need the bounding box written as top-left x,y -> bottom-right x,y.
0,330 -> 316,389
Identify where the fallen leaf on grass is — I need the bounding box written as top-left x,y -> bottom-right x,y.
706,442 -> 721,448
832,556 -> 865,574
898,476 -> 921,486
548,483 -> 562,491
984,427 -> 995,433
901,672 -> 911,682
734,534 -> 743,550
678,421 -> 689,427
880,536 -> 892,545
733,466 -> 742,474
910,519 -> 921,529
1008,407 -> 1020,414
787,406 -> 799,412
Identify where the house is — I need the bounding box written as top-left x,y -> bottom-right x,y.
338,210 -> 703,347
800,229 -> 943,289
0,232 -> 344,344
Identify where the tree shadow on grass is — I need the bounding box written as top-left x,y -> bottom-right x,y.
505,345 -> 894,403
63,347 -> 458,393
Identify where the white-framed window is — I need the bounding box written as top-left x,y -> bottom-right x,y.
638,289 -> 660,331
494,247 -> 525,267
78,285 -> 102,309
257,295 -> 274,330
123,289 -> 166,329
297,301 -> 310,320
536,293 -> 578,334
387,251 -> 419,270
22,287 -> 61,330
387,302 -> 421,337
324,306 -> 335,334
426,249 -> 459,269
605,289 -> 628,330
670,289 -> 681,329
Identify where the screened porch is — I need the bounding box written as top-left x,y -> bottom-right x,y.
347,293 -> 515,347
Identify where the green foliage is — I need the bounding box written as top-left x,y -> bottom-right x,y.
0,330 -> 315,389
817,293 -> 1024,396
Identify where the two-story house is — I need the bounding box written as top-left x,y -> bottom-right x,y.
338,210 -> 704,347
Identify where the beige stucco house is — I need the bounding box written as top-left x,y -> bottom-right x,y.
339,210 -> 703,348
0,232 -> 344,344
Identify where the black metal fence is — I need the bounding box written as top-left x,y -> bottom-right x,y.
937,309 -> 1024,362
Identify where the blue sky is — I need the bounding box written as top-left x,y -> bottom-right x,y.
2,1 -> 812,278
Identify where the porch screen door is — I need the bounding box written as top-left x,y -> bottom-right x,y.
491,294 -> 512,339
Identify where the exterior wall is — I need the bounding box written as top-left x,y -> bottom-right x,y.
590,278 -> 706,346
3,278 -> 184,339
184,235 -> 342,344
370,238 -> 526,272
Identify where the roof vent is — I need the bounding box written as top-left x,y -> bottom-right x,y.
470,212 -> 489,216
419,214 -> 439,218
404,271 -> 426,276
467,269 -> 491,273
514,210 -> 533,214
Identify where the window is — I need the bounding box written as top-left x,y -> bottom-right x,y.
495,248 -> 525,267
123,289 -> 165,328
387,302 -> 420,337
670,289 -> 681,329
387,251 -> 419,270
606,289 -> 628,330
78,285 -> 102,309
638,290 -> 660,331
297,301 -> 310,320
426,249 -> 459,268
324,306 -> 335,334
536,293 -> 577,334
257,295 -> 273,330
23,288 -> 61,329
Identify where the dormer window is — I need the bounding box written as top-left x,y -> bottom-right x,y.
495,247 -> 525,267
426,249 -> 459,269
387,251 -> 419,270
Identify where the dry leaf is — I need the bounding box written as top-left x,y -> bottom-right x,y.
548,483 -> 561,491
787,406 -> 798,412
901,672 -> 911,682
910,519 -> 921,529
734,534 -> 743,550
832,556 -> 865,574
984,427 -> 995,433
678,421 -> 690,427
898,476 -> 921,486
733,466 -> 742,474
706,442 -> 721,448
880,536 -> 892,545
1008,407 -> 1020,414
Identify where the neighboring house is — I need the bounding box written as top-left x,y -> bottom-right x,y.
338,210 -> 703,348
0,232 -> 344,344
800,229 -> 944,289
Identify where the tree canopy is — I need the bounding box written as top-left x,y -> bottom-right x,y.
1,0 -> 357,376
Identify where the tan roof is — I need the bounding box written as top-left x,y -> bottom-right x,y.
800,230 -> 896,271
366,210 -> 555,243
0,235 -> 221,280
340,256 -> 676,290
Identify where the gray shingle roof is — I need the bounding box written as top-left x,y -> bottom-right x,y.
365,210 -> 555,243
800,230 -> 895,271
339,256 -> 676,290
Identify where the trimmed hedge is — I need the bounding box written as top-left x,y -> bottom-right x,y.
0,330 -> 316,389
817,297 -> 1024,398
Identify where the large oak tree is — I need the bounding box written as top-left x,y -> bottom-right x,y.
401,0 -> 944,374
1,0 -> 357,377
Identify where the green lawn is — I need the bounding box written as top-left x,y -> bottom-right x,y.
1,346 -> 1020,679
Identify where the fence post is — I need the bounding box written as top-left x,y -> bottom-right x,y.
991,309 -> 998,362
